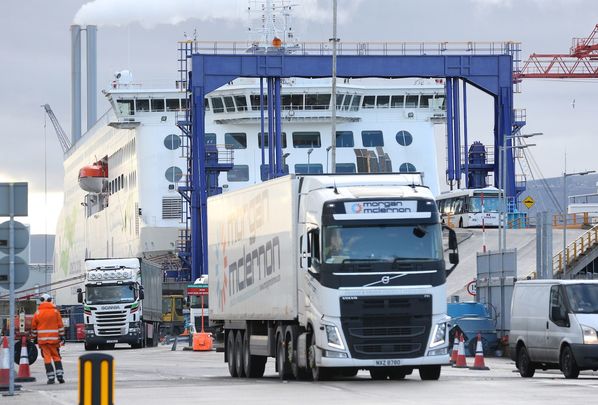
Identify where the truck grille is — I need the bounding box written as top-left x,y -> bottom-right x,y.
95,310 -> 127,336
339,295 -> 431,359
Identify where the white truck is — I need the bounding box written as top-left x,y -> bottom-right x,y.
208,174 -> 459,380
77,258 -> 162,350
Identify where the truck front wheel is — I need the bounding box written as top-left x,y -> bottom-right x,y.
308,332 -> 331,381
276,329 -> 293,380
227,331 -> 238,377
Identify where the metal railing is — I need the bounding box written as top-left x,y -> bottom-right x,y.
552,212 -> 591,229
553,223 -> 598,276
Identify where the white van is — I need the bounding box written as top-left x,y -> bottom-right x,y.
510,280 -> 598,379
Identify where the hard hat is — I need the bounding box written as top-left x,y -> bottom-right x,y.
40,293 -> 52,302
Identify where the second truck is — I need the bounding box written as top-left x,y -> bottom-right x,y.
208,174 -> 459,380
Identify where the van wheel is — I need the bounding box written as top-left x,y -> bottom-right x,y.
517,346 -> 535,377
419,365 -> 441,380
226,331 -> 238,377
84,343 -> 96,351
458,218 -> 463,228
561,345 -> 580,379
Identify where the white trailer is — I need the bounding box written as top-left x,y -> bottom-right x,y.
208,174 -> 459,380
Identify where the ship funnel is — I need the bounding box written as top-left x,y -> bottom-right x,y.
86,25 -> 97,129
71,25 -> 82,144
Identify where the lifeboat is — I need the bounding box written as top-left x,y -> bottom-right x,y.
78,161 -> 108,193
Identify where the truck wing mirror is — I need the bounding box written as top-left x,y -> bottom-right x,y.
139,286 -> 145,300
443,225 -> 459,276
77,288 -> 83,304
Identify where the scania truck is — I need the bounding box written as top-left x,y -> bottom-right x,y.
208,174 -> 458,380
77,258 -> 162,350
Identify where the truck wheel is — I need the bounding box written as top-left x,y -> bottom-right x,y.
419,365 -> 441,380
286,326 -> 310,380
84,343 -> 96,351
276,330 -> 293,380
517,346 -> 535,377
227,331 -> 238,377
235,331 -> 246,378
369,368 -> 388,380
243,331 -> 266,378
561,345 -> 580,379
308,332 -> 331,381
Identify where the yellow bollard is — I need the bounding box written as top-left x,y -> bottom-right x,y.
79,353 -> 115,405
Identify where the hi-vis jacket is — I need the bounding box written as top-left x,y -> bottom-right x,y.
31,302 -> 65,345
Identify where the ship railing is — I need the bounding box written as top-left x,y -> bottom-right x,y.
183,40 -> 521,57
553,221 -> 598,276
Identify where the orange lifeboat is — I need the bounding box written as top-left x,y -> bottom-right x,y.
78,161 -> 108,193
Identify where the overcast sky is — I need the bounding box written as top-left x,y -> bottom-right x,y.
1,0 -> 597,233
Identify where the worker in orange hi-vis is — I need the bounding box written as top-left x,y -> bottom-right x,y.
31,293 -> 66,384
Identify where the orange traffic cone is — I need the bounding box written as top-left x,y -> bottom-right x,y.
15,336 -> 35,382
0,336 -> 9,389
193,332 -> 213,351
469,334 -> 490,370
450,332 -> 459,364
453,333 -> 468,368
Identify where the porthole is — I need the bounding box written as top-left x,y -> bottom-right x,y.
399,162 -> 417,173
165,166 -> 183,183
396,130 -> 413,146
164,134 -> 182,150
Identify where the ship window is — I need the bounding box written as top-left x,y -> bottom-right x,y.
151,99 -> 165,112
395,130 -> 413,146
164,134 -> 182,150
405,95 -> 419,108
211,97 -> 224,113
294,164 -> 323,174
234,96 -> 248,111
305,94 -> 330,110
361,130 -> 384,147
376,96 -> 390,108
350,95 -> 361,111
227,165 -> 249,182
342,95 -> 353,111
258,132 -> 287,148
292,132 -> 321,148
335,94 -> 345,109
116,100 -> 134,115
335,163 -> 356,173
335,131 -> 354,147
205,133 -> 217,145
391,95 -> 404,108
225,132 -> 247,149
434,95 -> 446,110
165,166 -> 183,183
250,94 -> 268,111
136,99 -> 150,112
165,99 -> 180,111
362,96 -> 375,109
181,98 -> 188,110
420,95 -> 433,108
282,94 -> 304,110
260,164 -> 290,178
399,162 -> 417,173
223,96 -> 235,112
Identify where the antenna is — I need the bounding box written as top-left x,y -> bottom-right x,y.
247,0 -> 297,47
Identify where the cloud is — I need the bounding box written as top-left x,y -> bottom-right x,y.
74,0 -> 364,28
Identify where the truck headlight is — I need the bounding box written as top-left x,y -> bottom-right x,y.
129,322 -> 139,329
325,325 -> 345,350
429,322 -> 447,348
582,325 -> 598,345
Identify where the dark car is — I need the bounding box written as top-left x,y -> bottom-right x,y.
448,302 -> 498,356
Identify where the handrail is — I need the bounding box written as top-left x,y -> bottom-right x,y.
552,212 -> 591,228
553,222 -> 598,276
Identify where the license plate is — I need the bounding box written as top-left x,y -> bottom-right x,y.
375,360 -> 401,366
106,340 -> 118,343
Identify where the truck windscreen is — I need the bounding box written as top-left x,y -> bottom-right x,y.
86,283 -> 137,304
323,224 -> 443,264
565,284 -> 598,314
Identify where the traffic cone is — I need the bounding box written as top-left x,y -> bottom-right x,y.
453,333 -> 468,368
450,332 -> 459,364
469,334 -> 490,371
15,336 -> 35,382
0,336 -> 9,388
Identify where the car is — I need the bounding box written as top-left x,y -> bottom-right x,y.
448,302 -> 499,356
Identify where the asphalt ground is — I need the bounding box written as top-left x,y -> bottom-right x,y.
3,342 -> 598,404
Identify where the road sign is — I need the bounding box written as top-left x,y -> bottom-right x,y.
0,183 -> 28,216
0,256 -> 29,290
0,221 -> 29,254
523,196 -> 535,209
187,284 -> 208,296
466,280 -> 477,296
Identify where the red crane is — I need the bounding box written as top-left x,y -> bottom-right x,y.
515,24 -> 598,80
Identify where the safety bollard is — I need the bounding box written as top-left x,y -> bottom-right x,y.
79,353 -> 115,405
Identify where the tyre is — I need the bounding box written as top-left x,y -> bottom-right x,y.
276,330 -> 293,380
339,368 -> 359,378
388,367 -> 410,380
286,326 -> 311,380
235,331 -> 245,378
227,331 -> 238,377
458,218 -> 463,228
517,346 -> 535,378
242,331 -> 266,378
84,343 -> 96,351
419,365 -> 441,381
561,345 -> 580,379
308,332 -> 331,381
369,368 -> 388,380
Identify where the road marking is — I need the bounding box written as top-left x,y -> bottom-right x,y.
38,390 -> 73,405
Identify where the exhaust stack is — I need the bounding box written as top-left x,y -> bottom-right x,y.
71,25 -> 82,144
86,25 -> 97,129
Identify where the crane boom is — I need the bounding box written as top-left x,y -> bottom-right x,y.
42,104 -> 71,153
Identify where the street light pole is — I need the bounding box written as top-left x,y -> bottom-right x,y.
307,148 -> 314,173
